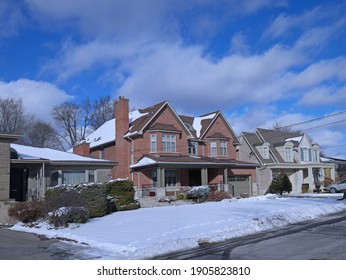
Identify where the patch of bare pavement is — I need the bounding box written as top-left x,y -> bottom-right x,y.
0,225 -> 98,260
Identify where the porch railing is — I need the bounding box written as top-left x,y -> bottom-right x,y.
137,183 -> 234,198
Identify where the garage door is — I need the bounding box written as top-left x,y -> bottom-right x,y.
228,175 -> 251,198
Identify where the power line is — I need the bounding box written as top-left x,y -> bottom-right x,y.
282,110 -> 346,129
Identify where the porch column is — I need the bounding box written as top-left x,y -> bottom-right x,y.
201,168 -> 208,185
223,168 -> 228,184
161,168 -> 165,187
308,167 -> 313,190
157,168 -> 165,188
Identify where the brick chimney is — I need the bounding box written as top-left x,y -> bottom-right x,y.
73,142 -> 90,157
114,96 -> 131,179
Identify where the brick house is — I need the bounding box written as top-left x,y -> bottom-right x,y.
73,97 -> 258,199
238,128 -> 336,195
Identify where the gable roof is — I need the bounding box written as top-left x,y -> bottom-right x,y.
84,99 -> 239,148
242,128 -> 305,164
180,111 -> 239,143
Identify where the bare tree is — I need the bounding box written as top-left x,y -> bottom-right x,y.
272,120 -> 305,134
90,95 -> 114,130
0,97 -> 26,134
24,120 -> 60,149
52,100 -> 94,149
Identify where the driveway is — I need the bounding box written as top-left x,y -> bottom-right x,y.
0,225 -> 92,260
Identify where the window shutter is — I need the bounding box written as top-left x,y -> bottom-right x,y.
300,148 -> 304,161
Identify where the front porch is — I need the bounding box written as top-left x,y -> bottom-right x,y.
130,155 -> 258,202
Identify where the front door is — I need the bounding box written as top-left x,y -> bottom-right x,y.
10,168 -> 28,201
189,169 -> 201,187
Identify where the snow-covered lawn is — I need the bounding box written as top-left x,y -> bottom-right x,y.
10,194 -> 346,259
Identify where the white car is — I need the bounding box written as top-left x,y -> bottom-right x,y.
325,179 -> 346,193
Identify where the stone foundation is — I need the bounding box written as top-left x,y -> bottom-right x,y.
0,200 -> 17,225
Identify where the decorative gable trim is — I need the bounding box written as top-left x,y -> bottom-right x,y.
128,101 -> 192,138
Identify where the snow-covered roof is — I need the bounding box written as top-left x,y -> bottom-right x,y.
83,110 -> 149,148
130,157 -> 156,168
11,144 -> 112,162
285,136 -> 303,143
192,113 -> 216,138
129,110 -> 149,123
85,118 -> 115,148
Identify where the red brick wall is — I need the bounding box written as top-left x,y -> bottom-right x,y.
132,105 -> 190,163
73,142 -> 90,156
114,97 -> 131,179
202,114 -> 237,159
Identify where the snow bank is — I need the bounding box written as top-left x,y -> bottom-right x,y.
10,195 -> 346,259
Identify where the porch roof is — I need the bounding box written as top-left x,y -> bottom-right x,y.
130,155 -> 258,170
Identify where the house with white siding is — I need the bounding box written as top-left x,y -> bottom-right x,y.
238,128 -> 335,195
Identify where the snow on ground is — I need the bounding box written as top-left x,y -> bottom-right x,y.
10,194 -> 346,259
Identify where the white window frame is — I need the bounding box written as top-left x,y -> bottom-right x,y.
210,141 -> 217,157
162,134 -> 176,153
220,141 -> 227,156
262,146 -> 269,159
150,134 -> 157,152
285,147 -> 293,162
188,141 -> 198,155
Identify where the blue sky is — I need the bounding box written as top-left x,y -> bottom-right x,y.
0,0 -> 345,158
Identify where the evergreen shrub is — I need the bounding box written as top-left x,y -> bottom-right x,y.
106,180 -> 140,211
268,171 -> 292,195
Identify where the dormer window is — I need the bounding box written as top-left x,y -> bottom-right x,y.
312,149 -> 319,162
300,147 -> 311,162
262,144 -> 270,159
285,147 -> 293,162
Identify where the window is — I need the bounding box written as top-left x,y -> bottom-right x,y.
220,141 -> 227,156
210,141 -> 217,157
263,146 -> 269,159
162,134 -> 176,153
50,171 -> 59,186
62,171 -> 85,185
285,147 -> 293,162
312,150 -> 319,162
88,170 -> 95,182
301,148 -> 311,162
188,141 -> 198,155
165,170 -> 177,186
100,149 -> 104,159
151,170 -> 157,187
150,134 -> 157,152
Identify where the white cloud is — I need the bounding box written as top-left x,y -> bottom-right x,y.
230,32 -> 250,54
298,86 -> 346,107
0,1 -> 26,38
264,6 -> 324,39
116,42 -> 304,114
0,79 -> 73,122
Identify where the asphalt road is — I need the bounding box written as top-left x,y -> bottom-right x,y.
155,210 -> 346,260
0,225 -> 90,260
2,210 -> 346,260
